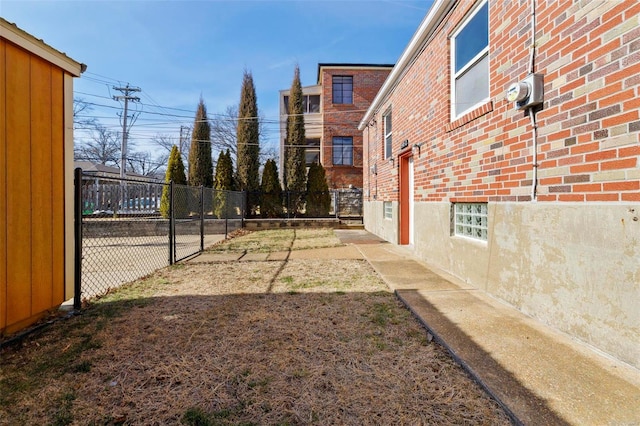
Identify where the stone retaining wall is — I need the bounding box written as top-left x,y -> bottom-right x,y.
83,218 -> 241,238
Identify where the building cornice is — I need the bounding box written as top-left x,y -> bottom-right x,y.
317,63 -> 394,84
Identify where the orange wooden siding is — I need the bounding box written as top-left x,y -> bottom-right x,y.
0,38 -> 6,332
1,39 -> 67,333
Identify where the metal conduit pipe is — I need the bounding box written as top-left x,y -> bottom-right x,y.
529,0 -> 539,201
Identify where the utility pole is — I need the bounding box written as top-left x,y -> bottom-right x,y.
179,125 -> 186,154
113,84 -> 141,178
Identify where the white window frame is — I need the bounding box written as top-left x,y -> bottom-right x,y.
453,202 -> 488,241
383,201 -> 392,220
450,0 -> 489,119
383,109 -> 392,159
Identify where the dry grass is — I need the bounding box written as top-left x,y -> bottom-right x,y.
207,228 -> 343,253
0,229 -> 512,425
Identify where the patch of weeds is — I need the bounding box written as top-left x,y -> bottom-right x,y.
170,263 -> 186,270
90,294 -> 153,320
33,333 -> 101,376
292,279 -> 328,290
51,390 -> 75,426
291,368 -> 310,379
181,407 -> 213,426
406,329 -> 429,345
90,414 -> 127,425
0,376 -> 29,407
369,302 -> 395,326
280,276 -> 294,285
69,360 -> 92,373
391,336 -> 404,346
211,408 -> 235,419
248,376 -> 272,389
367,333 -> 389,351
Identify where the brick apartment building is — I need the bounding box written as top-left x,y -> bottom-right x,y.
359,0 -> 639,369
279,64 -> 392,189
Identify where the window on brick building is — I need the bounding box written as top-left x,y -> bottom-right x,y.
332,76 -> 353,104
451,0 -> 489,118
383,109 -> 392,159
452,202 -> 488,241
304,138 -> 320,166
332,136 -> 353,165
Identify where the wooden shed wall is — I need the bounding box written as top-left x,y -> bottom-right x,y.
1,38 -> 67,334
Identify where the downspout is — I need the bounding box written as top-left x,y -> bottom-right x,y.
366,125 -> 371,201
529,0 -> 538,201
530,108 -> 538,201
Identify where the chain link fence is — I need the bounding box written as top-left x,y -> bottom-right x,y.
245,188 -> 363,218
75,169 -> 243,304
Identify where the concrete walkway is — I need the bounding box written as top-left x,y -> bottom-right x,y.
333,230 -> 640,426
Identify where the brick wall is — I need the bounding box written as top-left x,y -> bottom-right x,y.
365,0 -> 639,203
321,67 -> 391,188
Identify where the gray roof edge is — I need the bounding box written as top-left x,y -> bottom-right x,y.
358,0 -> 453,130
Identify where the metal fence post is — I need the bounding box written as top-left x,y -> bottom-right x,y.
200,185 -> 205,252
224,191 -> 229,239
168,180 -> 174,265
73,168 -> 83,311
242,191 -> 246,227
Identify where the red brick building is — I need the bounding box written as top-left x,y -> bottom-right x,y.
279,64 -> 392,188
359,0 -> 639,368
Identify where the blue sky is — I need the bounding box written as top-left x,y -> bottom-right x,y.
2,0 -> 431,160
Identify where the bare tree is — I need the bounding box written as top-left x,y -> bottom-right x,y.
211,105 -> 272,168
152,130 -> 191,159
74,124 -> 120,166
211,105 -> 239,164
152,132 -> 189,177
126,150 -> 167,178
73,97 -> 98,129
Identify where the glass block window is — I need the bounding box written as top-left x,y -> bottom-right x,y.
454,202 -> 488,241
383,201 -> 392,219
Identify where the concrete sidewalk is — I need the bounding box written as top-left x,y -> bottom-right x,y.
333,230 -> 640,425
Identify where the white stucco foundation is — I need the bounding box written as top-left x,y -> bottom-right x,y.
364,200 -> 640,369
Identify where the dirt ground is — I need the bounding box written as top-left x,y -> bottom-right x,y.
0,229 -> 512,425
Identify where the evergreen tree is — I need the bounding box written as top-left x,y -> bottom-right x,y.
284,65 -> 307,216
213,150 -> 234,218
160,145 -> 188,219
188,97 -> 213,188
305,161 -> 331,217
236,70 -> 261,215
260,159 -> 283,218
